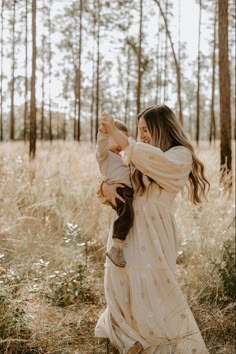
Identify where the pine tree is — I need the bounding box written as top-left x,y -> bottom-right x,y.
10,0 -> 16,140
195,0 -> 202,145
218,0 -> 232,178
0,0 -> 5,141
29,0 -> 37,159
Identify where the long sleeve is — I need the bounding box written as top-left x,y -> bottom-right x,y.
121,139 -> 192,192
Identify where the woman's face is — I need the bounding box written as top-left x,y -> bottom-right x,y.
138,116 -> 151,144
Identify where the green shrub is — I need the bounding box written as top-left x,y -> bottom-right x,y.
46,264 -> 99,306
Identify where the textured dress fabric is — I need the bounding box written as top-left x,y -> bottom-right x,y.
95,140 -> 209,354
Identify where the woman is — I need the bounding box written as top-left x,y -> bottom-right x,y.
95,105 -> 210,354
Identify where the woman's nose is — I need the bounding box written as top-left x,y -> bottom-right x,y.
140,131 -> 145,139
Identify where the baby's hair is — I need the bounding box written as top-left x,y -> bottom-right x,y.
114,119 -> 128,133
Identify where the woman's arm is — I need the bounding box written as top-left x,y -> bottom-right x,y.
122,141 -> 192,192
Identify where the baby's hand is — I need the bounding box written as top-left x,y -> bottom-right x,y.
100,112 -> 116,134
99,123 -> 107,134
101,112 -> 114,124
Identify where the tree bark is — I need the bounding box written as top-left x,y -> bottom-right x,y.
177,0 -> 182,115
209,0 -> 217,144
95,0 -> 100,142
89,0 -> 97,143
63,108 -> 66,140
124,47 -> 131,124
74,98 -> 77,140
41,34 -> 46,140
24,0 -> 28,142
48,5 -> 52,142
77,0 -> 83,142
218,0 -> 232,175
155,11 -> 161,104
195,0 -> 202,145
136,0 -> 143,118
90,54 -> 95,143
163,0 -> 168,102
29,0 -> 37,159
10,0 -> 16,140
124,7 -> 132,124
0,0 -> 4,141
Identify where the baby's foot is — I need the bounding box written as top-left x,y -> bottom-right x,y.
106,246 -> 126,268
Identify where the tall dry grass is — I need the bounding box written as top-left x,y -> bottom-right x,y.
0,141 -> 235,354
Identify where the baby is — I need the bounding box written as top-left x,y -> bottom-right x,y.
96,119 -> 134,268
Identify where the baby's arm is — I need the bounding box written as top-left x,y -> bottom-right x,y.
96,127 -> 109,163
99,123 -> 107,134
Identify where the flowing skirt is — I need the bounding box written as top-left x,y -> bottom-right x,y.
95,195 -> 209,354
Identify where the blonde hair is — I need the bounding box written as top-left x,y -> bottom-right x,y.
132,105 -> 210,204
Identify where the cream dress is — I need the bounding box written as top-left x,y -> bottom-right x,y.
95,141 -> 209,354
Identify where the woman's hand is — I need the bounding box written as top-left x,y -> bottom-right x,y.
102,182 -> 125,207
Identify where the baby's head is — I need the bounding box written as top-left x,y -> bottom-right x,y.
109,119 -> 129,154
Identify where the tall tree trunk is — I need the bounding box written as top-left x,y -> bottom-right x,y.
29,0 -> 37,159
77,0 -> 83,142
89,0 -> 96,143
56,109 -> 59,139
178,0 -> 181,64
209,0 -> 217,144
163,0 -> 168,101
10,0 -> 16,140
63,108 -> 66,140
189,106 -> 193,139
90,56 -> 95,143
178,0 -> 182,119
48,5 -> 52,142
0,0 -> 4,141
95,0 -> 100,142
41,34 -> 45,140
124,5 -> 132,124
124,46 -> 130,124
74,98 -> 77,140
74,66 -> 79,140
153,0 -> 183,124
24,0 -> 28,141
136,0 -> 143,119
218,0 -> 232,177
160,22 -> 164,102
195,0 -> 202,145
155,11 -> 161,104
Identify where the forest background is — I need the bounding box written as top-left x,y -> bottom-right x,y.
0,0 -> 235,353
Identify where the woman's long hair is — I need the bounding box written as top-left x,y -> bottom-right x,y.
132,105 -> 210,204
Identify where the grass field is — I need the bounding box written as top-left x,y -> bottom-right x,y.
0,141 -> 235,354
